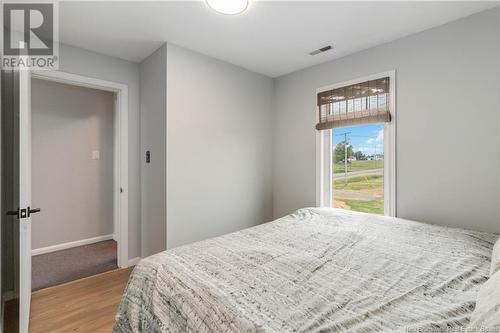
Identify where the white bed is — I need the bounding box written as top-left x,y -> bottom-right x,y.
114,208 -> 498,333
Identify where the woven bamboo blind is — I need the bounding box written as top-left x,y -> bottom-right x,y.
316,77 -> 391,130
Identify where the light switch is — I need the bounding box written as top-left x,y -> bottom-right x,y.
91,150 -> 100,160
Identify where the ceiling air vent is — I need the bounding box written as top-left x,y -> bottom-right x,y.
309,45 -> 332,56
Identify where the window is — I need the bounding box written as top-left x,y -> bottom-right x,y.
316,72 -> 395,216
332,124 -> 384,214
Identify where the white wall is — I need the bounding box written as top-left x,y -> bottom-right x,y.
140,44 -> 167,257
31,79 -> 114,249
166,44 -> 274,248
58,44 -> 142,258
273,9 -> 500,233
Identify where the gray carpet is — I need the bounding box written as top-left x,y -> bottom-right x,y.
32,240 -> 118,291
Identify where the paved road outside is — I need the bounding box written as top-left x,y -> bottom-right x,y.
333,168 -> 383,180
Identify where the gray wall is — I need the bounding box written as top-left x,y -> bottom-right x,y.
25,8 -> 500,258
31,79 -> 114,249
58,44 -> 142,259
273,9 -> 500,233
166,44 -> 274,248
140,44 -> 167,257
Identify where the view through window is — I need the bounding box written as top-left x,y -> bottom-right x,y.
332,124 -> 384,214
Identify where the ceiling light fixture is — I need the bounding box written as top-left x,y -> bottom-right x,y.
206,0 -> 249,15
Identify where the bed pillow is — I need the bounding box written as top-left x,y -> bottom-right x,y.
468,271 -> 500,331
491,238 -> 500,276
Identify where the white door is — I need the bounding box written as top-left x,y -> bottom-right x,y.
19,68 -> 33,333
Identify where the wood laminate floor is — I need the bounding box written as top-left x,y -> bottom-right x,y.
29,267 -> 133,333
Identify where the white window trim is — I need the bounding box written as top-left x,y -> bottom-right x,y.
315,70 -> 396,217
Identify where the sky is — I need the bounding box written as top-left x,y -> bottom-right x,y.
332,123 -> 384,155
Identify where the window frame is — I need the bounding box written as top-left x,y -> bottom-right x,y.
315,70 -> 396,216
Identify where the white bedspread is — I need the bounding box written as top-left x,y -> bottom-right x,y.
114,208 -> 498,333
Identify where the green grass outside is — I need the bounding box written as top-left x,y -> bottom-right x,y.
333,159 -> 383,174
342,199 -> 384,215
333,175 -> 384,215
334,175 -> 383,191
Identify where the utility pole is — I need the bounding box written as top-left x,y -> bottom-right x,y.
335,131 -> 351,185
344,133 -> 348,184
338,132 -> 351,184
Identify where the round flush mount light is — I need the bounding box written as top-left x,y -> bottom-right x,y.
206,0 -> 249,15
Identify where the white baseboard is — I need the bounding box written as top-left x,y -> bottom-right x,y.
127,257 -> 141,267
32,234 -> 114,256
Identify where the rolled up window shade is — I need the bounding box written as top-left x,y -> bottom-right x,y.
316,77 -> 391,130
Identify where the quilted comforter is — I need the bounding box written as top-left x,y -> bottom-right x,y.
114,208 -> 498,333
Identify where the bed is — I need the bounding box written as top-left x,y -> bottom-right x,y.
113,208 -> 498,333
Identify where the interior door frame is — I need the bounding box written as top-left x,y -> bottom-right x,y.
31,70 -> 129,268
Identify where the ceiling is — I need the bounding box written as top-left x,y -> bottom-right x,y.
59,1 -> 499,78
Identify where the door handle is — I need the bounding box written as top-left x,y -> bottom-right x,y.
6,209 -> 19,218
27,207 -> 41,217
6,208 -> 25,218
5,207 -> 40,218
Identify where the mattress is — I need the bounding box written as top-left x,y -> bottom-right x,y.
113,208 -> 498,333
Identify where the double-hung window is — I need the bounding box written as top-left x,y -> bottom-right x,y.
316,72 -> 396,216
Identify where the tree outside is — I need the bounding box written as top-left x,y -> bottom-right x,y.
334,140 -> 353,163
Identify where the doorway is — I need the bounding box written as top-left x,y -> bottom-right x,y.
31,78 -> 117,290
1,70 -> 129,333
